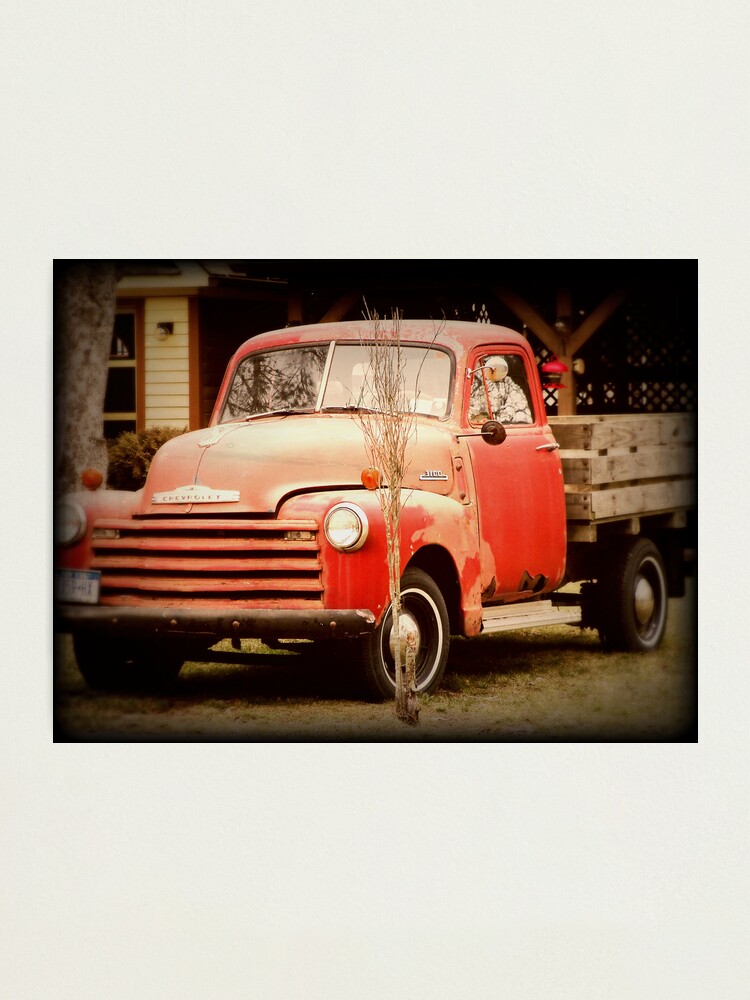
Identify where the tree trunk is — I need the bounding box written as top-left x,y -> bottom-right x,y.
396,625 -> 420,725
54,262 -> 117,495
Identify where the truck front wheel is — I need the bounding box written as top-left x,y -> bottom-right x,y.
358,568 -> 450,701
598,538 -> 668,652
73,634 -> 185,692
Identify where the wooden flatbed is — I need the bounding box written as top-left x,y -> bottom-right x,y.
549,413 -> 696,543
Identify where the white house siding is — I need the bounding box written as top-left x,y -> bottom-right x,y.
144,297 -> 191,429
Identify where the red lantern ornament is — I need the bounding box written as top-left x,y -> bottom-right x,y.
541,356 -> 568,390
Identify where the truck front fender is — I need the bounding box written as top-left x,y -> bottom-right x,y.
278,489 -> 483,636
55,488 -> 143,570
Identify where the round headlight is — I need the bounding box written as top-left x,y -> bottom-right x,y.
324,503 -> 369,552
55,501 -> 87,546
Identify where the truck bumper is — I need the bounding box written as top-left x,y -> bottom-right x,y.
55,605 -> 378,641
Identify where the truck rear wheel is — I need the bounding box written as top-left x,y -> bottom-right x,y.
357,568 -> 450,701
598,538 -> 668,652
73,634 -> 185,692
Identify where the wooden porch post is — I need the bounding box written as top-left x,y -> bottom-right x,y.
493,285 -> 627,417
554,288 -> 576,416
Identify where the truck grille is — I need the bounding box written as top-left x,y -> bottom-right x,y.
90,517 -> 323,608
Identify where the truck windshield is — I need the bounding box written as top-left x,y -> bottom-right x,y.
221,345 -> 329,420
220,343 -> 452,421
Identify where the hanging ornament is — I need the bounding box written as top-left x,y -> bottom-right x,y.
541,356 -> 568,390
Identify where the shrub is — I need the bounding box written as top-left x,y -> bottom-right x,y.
107,425 -> 187,491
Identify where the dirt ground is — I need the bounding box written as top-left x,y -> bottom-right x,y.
54,580 -> 696,742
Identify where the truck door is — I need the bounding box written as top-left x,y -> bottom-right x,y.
463,346 -> 567,602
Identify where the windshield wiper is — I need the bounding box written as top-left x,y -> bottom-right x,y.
243,407 -> 314,421
321,405 -> 381,414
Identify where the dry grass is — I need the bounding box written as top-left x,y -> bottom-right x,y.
54,581 -> 696,742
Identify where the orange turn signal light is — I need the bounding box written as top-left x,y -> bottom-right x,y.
361,467 -> 380,490
81,468 -> 103,490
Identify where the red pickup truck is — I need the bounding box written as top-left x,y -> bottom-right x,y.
55,320 -> 696,698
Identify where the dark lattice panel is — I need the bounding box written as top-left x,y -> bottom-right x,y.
583,298 -> 695,413
525,294 -> 696,415
430,298 -> 494,323
574,381 -> 616,412
627,379 -> 697,411
625,309 -> 696,368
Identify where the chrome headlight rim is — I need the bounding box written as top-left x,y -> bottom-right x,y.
55,500 -> 87,547
324,502 -> 369,552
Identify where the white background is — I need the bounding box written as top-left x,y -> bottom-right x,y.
1,1 -> 747,997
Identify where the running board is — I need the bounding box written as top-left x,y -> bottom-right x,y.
481,600 -> 582,634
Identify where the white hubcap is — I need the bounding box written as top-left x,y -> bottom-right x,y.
388,610 -> 421,661
634,574 -> 655,625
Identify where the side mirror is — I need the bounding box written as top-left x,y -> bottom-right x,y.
455,420 -> 507,445
480,420 -> 506,446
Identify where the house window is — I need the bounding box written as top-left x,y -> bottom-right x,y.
104,311 -> 137,439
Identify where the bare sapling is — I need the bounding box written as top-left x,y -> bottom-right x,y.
358,306 -> 419,724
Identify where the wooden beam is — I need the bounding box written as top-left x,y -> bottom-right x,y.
559,445 -> 695,485
554,288 -> 576,416
550,412 -> 695,450
493,287 -> 561,353
319,291 -> 361,323
556,288 -> 573,334
554,350 -> 577,416
287,284 -> 303,326
569,289 -> 627,354
494,285 -> 626,417
563,478 -> 696,521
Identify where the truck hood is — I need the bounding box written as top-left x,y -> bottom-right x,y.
138,414 -> 457,515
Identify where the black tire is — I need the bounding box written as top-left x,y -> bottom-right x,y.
597,538 -> 668,652
357,568 -> 450,701
73,634 -> 185,692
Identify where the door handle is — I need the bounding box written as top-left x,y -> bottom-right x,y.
536,442 -> 560,451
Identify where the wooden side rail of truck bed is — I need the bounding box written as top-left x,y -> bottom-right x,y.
549,413 -> 697,543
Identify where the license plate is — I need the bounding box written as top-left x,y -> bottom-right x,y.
56,569 -> 101,604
